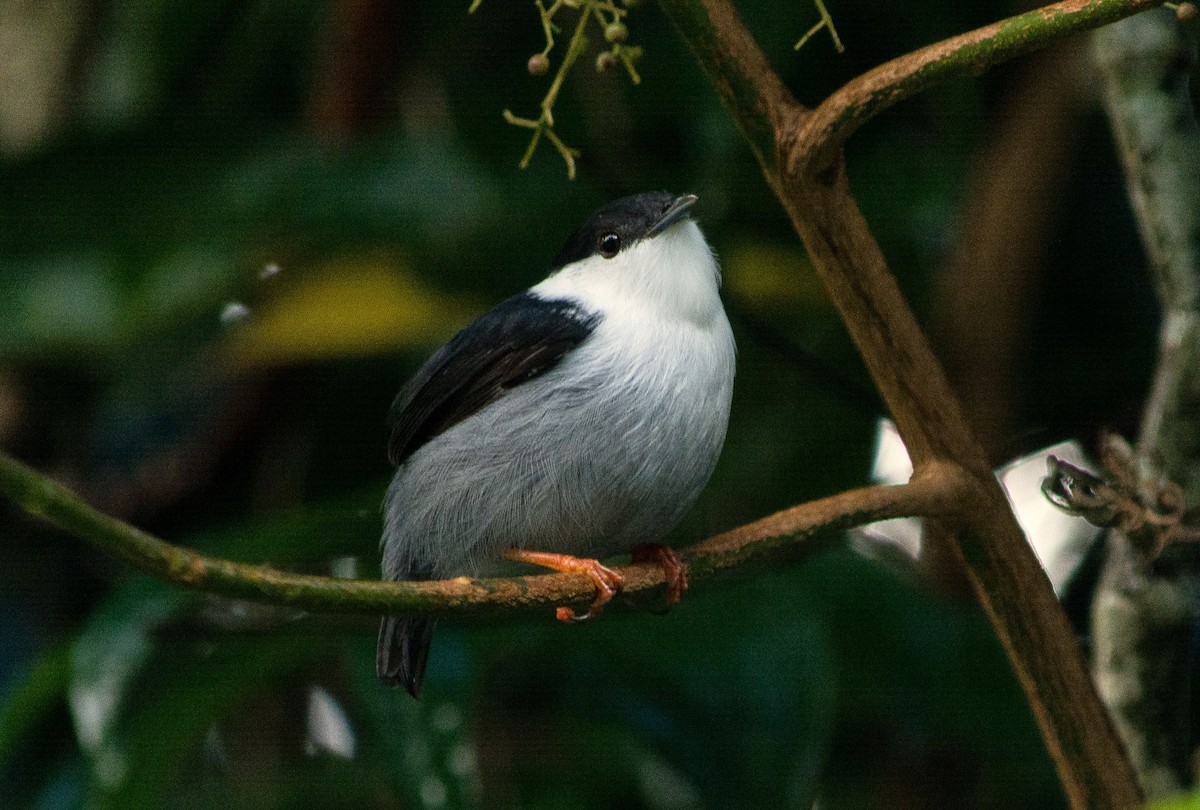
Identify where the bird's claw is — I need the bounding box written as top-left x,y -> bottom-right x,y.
504,546 -> 687,621
555,558 -> 623,622
631,543 -> 689,607
557,606 -> 592,622
503,548 -> 624,622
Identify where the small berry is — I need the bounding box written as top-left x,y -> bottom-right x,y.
604,22 -> 629,44
1178,2 -> 1198,22
527,53 -> 550,76
595,51 -> 617,73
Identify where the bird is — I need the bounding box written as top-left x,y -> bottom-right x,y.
377,191 -> 736,697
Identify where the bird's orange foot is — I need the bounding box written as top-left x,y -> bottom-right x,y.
503,548 -> 624,622
631,544 -> 689,607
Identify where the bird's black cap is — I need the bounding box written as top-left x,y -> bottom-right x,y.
551,192 -> 697,270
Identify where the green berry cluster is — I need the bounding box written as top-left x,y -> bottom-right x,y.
469,0 -> 843,178
473,0 -> 644,179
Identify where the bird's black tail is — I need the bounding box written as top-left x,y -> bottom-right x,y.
377,616 -> 436,697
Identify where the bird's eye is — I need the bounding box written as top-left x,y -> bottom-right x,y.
599,232 -> 621,258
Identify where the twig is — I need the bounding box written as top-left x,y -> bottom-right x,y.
0,451 -> 969,619
795,0 -> 844,53
501,0 -> 642,177
503,5 -> 591,178
1043,444 -> 1200,558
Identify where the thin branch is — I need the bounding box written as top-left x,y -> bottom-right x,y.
796,0 -> 1165,173
794,0 -> 844,54
504,4 -> 591,178
502,0 -> 641,177
0,450 -> 970,618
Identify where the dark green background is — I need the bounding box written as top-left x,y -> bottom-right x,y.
1,1 -> 1190,807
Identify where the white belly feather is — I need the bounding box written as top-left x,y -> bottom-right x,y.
381,304 -> 735,580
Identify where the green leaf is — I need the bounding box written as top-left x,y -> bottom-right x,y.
96,633 -> 329,808
0,643 -> 72,769
65,491 -> 380,796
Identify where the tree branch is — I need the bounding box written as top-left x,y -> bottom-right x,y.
0,450 -> 969,618
658,0 -> 1162,806
1090,7 -> 1200,799
797,0 -> 1165,171
1097,9 -> 1200,496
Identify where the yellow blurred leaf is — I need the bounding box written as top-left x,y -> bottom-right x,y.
722,243 -> 827,314
223,256 -> 479,368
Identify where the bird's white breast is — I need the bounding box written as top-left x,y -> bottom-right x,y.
382,219 -> 735,578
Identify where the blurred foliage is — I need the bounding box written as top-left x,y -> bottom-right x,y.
1154,790 -> 1200,810
1,0 -> 1196,807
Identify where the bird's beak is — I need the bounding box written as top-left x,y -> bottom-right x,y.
647,194 -> 698,237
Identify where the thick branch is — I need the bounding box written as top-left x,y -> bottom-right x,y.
777,142 -> 1144,810
1096,9 -> 1200,495
0,450 -> 969,618
658,0 -> 1159,806
1091,7 -> 1200,799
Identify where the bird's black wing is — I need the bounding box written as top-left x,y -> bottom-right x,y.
387,292 -> 599,466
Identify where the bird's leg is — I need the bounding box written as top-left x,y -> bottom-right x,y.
503,548 -> 624,622
631,544 -> 688,606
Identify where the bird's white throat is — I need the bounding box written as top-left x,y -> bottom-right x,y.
533,221 -> 722,329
